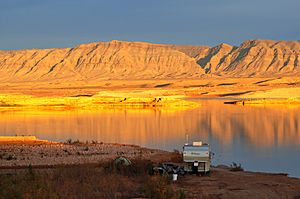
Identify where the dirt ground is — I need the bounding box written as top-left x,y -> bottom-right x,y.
0,140 -> 174,168
1,77 -> 299,99
1,141 -> 300,198
175,167 -> 300,199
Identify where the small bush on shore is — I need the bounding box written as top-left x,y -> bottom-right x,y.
230,162 -> 244,172
91,140 -> 98,144
65,138 -> 83,145
170,150 -> 183,163
0,154 -> 17,161
104,158 -> 154,176
143,175 -> 185,199
83,146 -> 89,151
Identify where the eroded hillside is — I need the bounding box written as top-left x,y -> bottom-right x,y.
0,39 -> 299,82
197,40 -> 300,76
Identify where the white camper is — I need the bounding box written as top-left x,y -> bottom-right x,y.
183,141 -> 211,174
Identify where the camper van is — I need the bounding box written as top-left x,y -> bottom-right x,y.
183,141 -> 211,174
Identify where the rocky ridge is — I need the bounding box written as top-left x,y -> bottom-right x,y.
0,39 -> 299,82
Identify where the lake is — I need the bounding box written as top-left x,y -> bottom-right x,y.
0,100 -> 299,177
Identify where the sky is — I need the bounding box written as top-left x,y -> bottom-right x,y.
0,0 -> 299,50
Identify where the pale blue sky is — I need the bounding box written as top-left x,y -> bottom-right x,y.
0,0 -> 299,50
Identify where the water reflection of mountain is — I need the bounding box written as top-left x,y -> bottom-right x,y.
0,101 -> 299,149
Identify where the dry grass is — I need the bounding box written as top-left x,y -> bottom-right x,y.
0,159 -> 185,199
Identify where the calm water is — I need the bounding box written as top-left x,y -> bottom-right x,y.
1,100 -> 300,177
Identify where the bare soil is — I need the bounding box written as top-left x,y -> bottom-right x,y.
0,141 -> 300,198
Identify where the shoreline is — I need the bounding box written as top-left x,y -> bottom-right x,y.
0,136 -> 297,177
0,136 -> 175,168
1,137 -> 300,198
0,92 -> 199,112
231,98 -> 300,105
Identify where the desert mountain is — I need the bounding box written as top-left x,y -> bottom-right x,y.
0,39 -> 299,82
196,40 -> 300,77
0,41 -> 204,82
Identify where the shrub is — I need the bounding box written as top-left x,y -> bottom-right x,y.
0,161 -> 185,198
230,162 -> 244,172
72,139 -> 81,144
143,176 -> 185,199
5,154 -> 16,161
65,138 -> 82,145
170,150 -> 183,163
91,140 -> 98,144
83,146 -> 89,151
104,158 -> 154,176
65,139 -> 72,144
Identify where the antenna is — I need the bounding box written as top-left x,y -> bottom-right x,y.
185,133 -> 189,145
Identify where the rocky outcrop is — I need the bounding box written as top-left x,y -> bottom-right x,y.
196,43 -> 236,74
0,39 -> 299,82
196,40 -> 300,77
0,40 -> 204,82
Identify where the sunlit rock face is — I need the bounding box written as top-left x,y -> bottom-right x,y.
0,40 -> 204,82
196,40 -> 300,77
0,40 -> 300,82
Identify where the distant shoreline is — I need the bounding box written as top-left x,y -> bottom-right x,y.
0,77 -> 299,106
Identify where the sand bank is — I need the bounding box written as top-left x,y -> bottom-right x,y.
0,91 -> 199,112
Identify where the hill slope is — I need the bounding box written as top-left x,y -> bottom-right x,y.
0,39 -> 299,82
0,40 -> 204,82
197,40 -> 300,77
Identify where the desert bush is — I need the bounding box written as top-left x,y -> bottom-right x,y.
143,176 -> 185,199
83,146 -> 89,151
72,139 -> 81,144
104,158 -> 154,176
4,154 -> 16,161
170,150 -> 183,163
230,162 -> 244,172
65,138 -> 82,145
0,161 -> 184,199
91,140 -> 98,144
65,138 -> 72,144
0,167 -> 58,199
132,159 -> 154,175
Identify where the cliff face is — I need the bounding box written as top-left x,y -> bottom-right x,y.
0,39 -> 299,82
197,40 -> 300,77
0,41 -> 204,82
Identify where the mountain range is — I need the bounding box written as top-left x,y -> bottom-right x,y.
0,39 -> 299,82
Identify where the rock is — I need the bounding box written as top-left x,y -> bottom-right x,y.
0,40 -> 299,82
